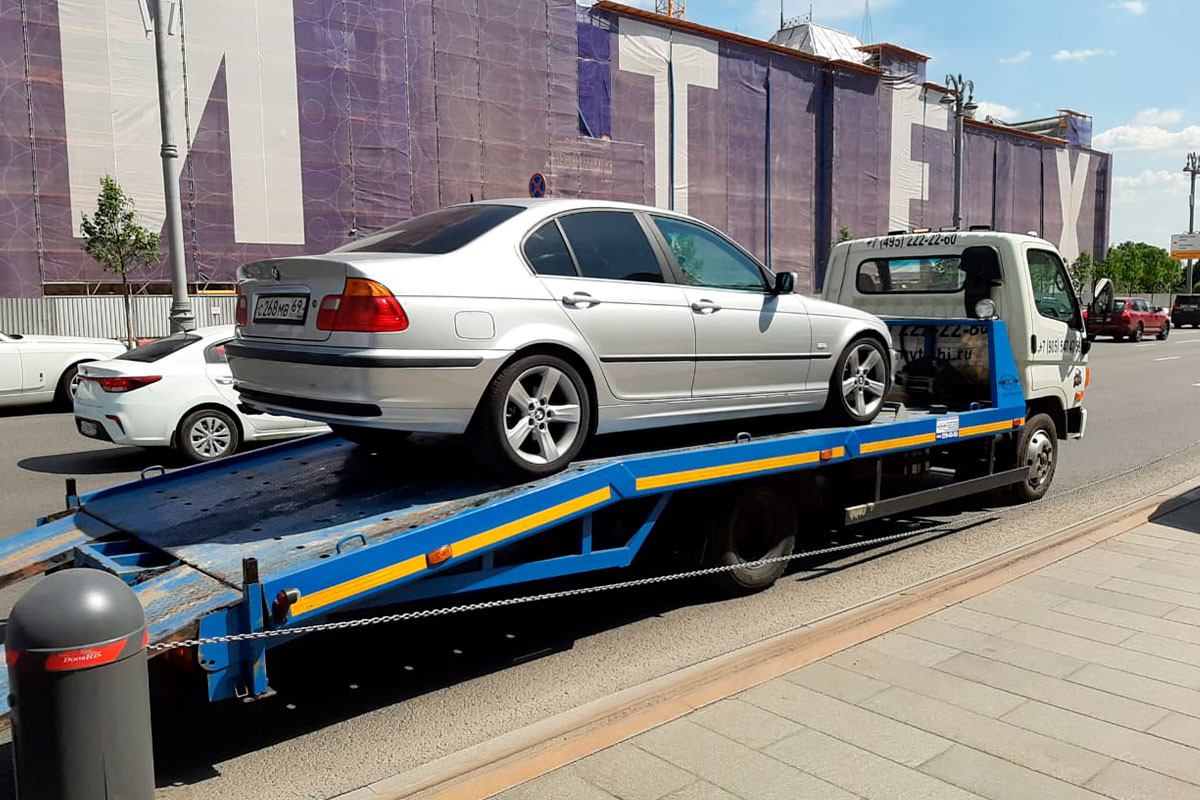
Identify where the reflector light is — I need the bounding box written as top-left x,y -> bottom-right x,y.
5,649 -> 17,667
1085,368 -> 1091,387
426,545 -> 453,567
92,376 -> 162,393
1075,391 -> 1085,402
316,279 -> 408,332
819,448 -> 835,461
106,414 -> 125,434
1012,418 -> 1024,428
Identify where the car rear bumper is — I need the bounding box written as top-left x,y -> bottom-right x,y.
1172,311 -> 1200,325
1087,323 -> 1134,336
225,340 -> 510,434
73,387 -> 174,446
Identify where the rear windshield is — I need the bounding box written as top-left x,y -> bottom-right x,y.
1111,299 -> 1128,312
117,333 -> 200,362
856,256 -> 965,294
1177,295 -> 1200,303
333,205 -> 523,255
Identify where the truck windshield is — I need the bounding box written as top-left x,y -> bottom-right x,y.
333,204 -> 523,255
856,257 -> 964,293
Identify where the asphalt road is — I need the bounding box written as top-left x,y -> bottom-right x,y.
1,334 -> 1199,799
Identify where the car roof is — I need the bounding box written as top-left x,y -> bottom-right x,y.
454,197 -> 695,219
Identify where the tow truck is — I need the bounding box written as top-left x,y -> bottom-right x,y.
0,230 -> 1093,709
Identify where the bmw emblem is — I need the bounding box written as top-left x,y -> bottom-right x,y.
271,266 -> 281,281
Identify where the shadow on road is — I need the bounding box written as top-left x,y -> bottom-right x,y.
0,403 -> 65,419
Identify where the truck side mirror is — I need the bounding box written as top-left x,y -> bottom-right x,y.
772,271 -> 795,295
961,246 -> 1003,318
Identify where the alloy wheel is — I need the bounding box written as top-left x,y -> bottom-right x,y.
502,365 -> 582,466
189,415 -> 233,459
840,342 -> 887,418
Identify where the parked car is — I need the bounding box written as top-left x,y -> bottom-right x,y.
1171,294 -> 1200,328
227,199 -> 893,477
0,331 -> 127,409
74,325 -> 326,462
1085,296 -> 1169,342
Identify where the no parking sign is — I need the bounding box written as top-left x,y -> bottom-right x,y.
528,173 -> 546,198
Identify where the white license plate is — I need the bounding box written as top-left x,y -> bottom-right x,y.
254,295 -> 309,324
79,420 -> 99,437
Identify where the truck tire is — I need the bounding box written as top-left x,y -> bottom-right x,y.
703,485 -> 796,597
331,424 -> 410,449
825,336 -> 891,426
1008,413 -> 1057,503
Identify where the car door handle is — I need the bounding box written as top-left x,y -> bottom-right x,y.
691,299 -> 721,314
214,377 -> 235,386
562,292 -> 600,308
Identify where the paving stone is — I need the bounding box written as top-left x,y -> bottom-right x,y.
689,698 -> 802,750
1148,711 -> 1200,749
1064,548 -> 1148,574
1100,576 -> 1200,610
1038,564 -> 1109,587
932,605 -> 1023,634
1069,663 -> 1200,718
1117,531 -> 1191,550
896,618 -> 992,651
766,727 -> 981,800
961,593 -> 1134,645
1001,700 -> 1200,785
965,631 -> 1089,678
493,769 -> 619,800
1102,540 -> 1200,569
1122,563 -> 1200,593
1125,631 -> 1200,665
1017,574 -> 1178,617
739,679 -> 952,767
828,644 -> 1024,718
1165,606 -> 1200,626
935,652 -> 1168,731
1055,599 -> 1200,644
569,742 -> 694,800
634,719 -> 859,800
1085,759 -> 1200,800
660,781 -> 742,800
1123,524 -> 1200,545
919,744 -> 1107,800
1003,623 -> 1200,689
781,659 -> 889,704
859,631 -> 959,666
862,687 -> 1110,785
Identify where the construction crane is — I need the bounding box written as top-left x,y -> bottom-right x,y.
655,0 -> 685,18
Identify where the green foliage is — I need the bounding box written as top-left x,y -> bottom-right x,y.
838,225 -> 854,243
1067,252 -> 1093,294
1094,241 -> 1182,294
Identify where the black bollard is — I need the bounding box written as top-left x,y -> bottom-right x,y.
6,568 -> 154,799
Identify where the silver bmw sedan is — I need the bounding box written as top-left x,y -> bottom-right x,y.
227,199 -> 892,476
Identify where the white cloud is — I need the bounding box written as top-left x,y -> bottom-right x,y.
1113,169 -> 1187,192
975,102 -> 1020,122
999,50 -> 1032,64
1135,107 -> 1182,126
1094,124 -> 1200,152
1052,48 -> 1115,61
1110,169 -> 1189,249
1113,1 -> 1146,14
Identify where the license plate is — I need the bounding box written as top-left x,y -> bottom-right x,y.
254,295 -> 308,324
79,420 -> 99,437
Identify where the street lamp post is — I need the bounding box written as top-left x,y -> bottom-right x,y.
1185,152 -> 1200,293
152,0 -> 195,333
941,74 -> 978,231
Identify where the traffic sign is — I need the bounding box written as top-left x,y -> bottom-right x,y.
528,173 -> 546,198
1171,232 -> 1200,259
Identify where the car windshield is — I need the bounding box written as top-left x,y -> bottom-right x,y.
333,204 -> 523,255
117,333 -> 201,362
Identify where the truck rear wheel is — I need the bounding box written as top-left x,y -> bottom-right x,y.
1008,413 -> 1057,503
703,485 -> 796,597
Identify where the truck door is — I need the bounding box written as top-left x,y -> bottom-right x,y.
1024,247 -> 1086,411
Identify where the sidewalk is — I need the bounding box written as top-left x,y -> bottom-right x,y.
495,498 -> 1200,800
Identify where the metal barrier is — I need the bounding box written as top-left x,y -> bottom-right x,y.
0,294 -> 235,339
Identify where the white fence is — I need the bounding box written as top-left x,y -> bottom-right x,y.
0,295 -> 237,339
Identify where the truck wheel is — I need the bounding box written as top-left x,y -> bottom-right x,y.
1132,323 -> 1144,342
1158,321 -> 1171,340
704,485 -> 796,597
825,336 -> 890,425
471,354 -> 591,477
1008,413 -> 1057,503
178,408 -> 241,463
331,424 -> 410,448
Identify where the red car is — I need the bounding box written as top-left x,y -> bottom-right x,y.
1086,296 -> 1170,341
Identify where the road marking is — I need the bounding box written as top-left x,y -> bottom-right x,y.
1156,356 -> 1182,362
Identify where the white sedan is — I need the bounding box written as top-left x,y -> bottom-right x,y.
0,331 -> 127,408
74,325 -> 326,462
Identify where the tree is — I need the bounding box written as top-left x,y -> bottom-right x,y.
1096,241 -> 1180,294
1068,252 -> 1093,296
79,176 -> 161,347
838,225 -> 854,243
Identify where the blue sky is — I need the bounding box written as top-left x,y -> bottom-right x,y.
605,0 -> 1200,251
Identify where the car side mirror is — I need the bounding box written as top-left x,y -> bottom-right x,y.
772,271 -> 795,295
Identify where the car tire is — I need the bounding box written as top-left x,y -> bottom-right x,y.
54,362 -> 86,410
825,336 -> 891,425
330,424 -> 411,449
704,484 -> 796,597
177,408 -> 241,463
470,354 -> 591,477
1008,413 -> 1057,503
1158,321 -> 1171,340
1132,323 -> 1144,342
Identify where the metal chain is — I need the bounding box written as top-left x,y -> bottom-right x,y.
148,436 -> 1200,652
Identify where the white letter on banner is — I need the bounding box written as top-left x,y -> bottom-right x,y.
58,0 -> 304,244
1056,149 -> 1090,262
617,19 -> 717,214
888,80 -> 947,231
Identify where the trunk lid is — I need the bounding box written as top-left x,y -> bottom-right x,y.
238,257 -> 350,342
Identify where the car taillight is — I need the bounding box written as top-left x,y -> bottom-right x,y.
92,376 -> 162,393
1120,311 -> 1130,320
316,278 -> 408,332
236,284 -> 249,326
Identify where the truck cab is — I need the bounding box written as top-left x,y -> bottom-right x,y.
822,230 -> 1096,442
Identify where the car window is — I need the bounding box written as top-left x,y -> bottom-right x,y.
1178,295 -> 1200,304
1027,249 -> 1082,328
333,204 -> 523,255
856,256 -> 964,293
523,222 -> 577,277
557,211 -> 664,283
204,340 -> 230,364
651,216 -> 767,291
118,333 -> 201,362
1112,299 -> 1127,312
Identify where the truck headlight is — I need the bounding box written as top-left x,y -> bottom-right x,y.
974,298 -> 997,319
